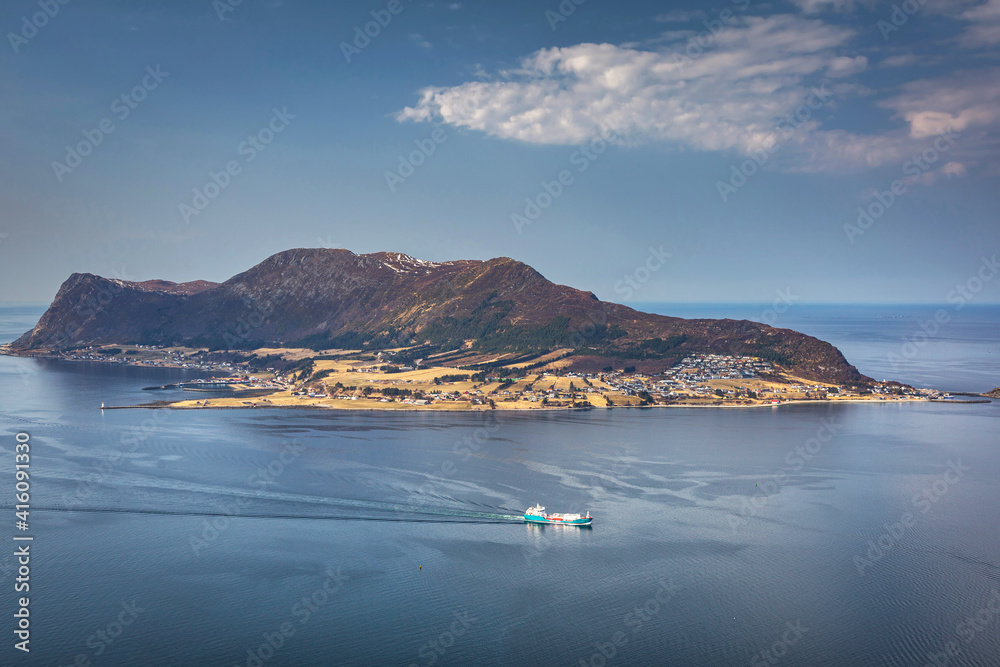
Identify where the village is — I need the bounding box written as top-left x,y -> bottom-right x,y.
7,341 -> 952,410
52,344 -> 238,373
160,350 -> 937,411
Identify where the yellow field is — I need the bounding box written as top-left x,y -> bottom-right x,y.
149,349 -> 924,412
171,390 -> 486,411
507,349 -> 573,369
250,347 -> 322,361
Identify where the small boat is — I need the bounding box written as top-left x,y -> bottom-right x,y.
524,504 -> 592,526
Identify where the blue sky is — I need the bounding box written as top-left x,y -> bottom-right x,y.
1,0 -> 998,304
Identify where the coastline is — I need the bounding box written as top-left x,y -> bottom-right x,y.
7,347 -> 984,414
101,395 -> 940,412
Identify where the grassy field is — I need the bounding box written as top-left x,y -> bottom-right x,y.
119,345 -> 925,412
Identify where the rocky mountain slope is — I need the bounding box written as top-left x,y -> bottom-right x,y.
11,248 -> 871,384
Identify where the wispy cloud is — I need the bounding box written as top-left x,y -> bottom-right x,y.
410,33 -> 433,49
827,55 -> 868,77
879,53 -> 920,68
654,10 -> 706,23
880,67 -> 1000,140
789,0 -> 872,13
397,12 -> 1000,176
958,0 -> 1000,47
399,16 -> 854,149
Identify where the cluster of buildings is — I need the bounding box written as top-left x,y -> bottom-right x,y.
61,345 -> 242,373
672,354 -> 773,380
598,355 -> 774,401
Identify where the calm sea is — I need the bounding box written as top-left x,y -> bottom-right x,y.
1,304 -> 998,666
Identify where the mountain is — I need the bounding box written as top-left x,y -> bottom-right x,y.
10,248 -> 870,384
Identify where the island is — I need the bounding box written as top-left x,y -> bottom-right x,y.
1,248 -> 958,410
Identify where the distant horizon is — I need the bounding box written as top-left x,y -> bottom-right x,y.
4,243 -> 1000,307
2,0 -> 998,305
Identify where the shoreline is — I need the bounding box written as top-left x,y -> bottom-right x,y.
101,396 -> 948,412
7,348 -> 990,413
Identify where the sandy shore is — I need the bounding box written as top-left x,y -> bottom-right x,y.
104,395 -> 936,412
8,345 -> 966,413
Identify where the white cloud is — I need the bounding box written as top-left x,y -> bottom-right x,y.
410,33 -> 433,49
654,10 -> 706,23
827,55 -> 868,77
958,0 -> 1000,47
397,14 -> 999,175
881,68 -> 1000,139
861,68 -> 1000,175
789,0 -> 869,13
398,16 -> 868,163
879,53 -> 919,68
942,161 -> 968,177
916,0 -> 1000,48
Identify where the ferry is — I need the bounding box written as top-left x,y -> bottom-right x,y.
524,504 -> 592,526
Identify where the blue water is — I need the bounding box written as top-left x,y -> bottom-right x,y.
1,305 -> 999,666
